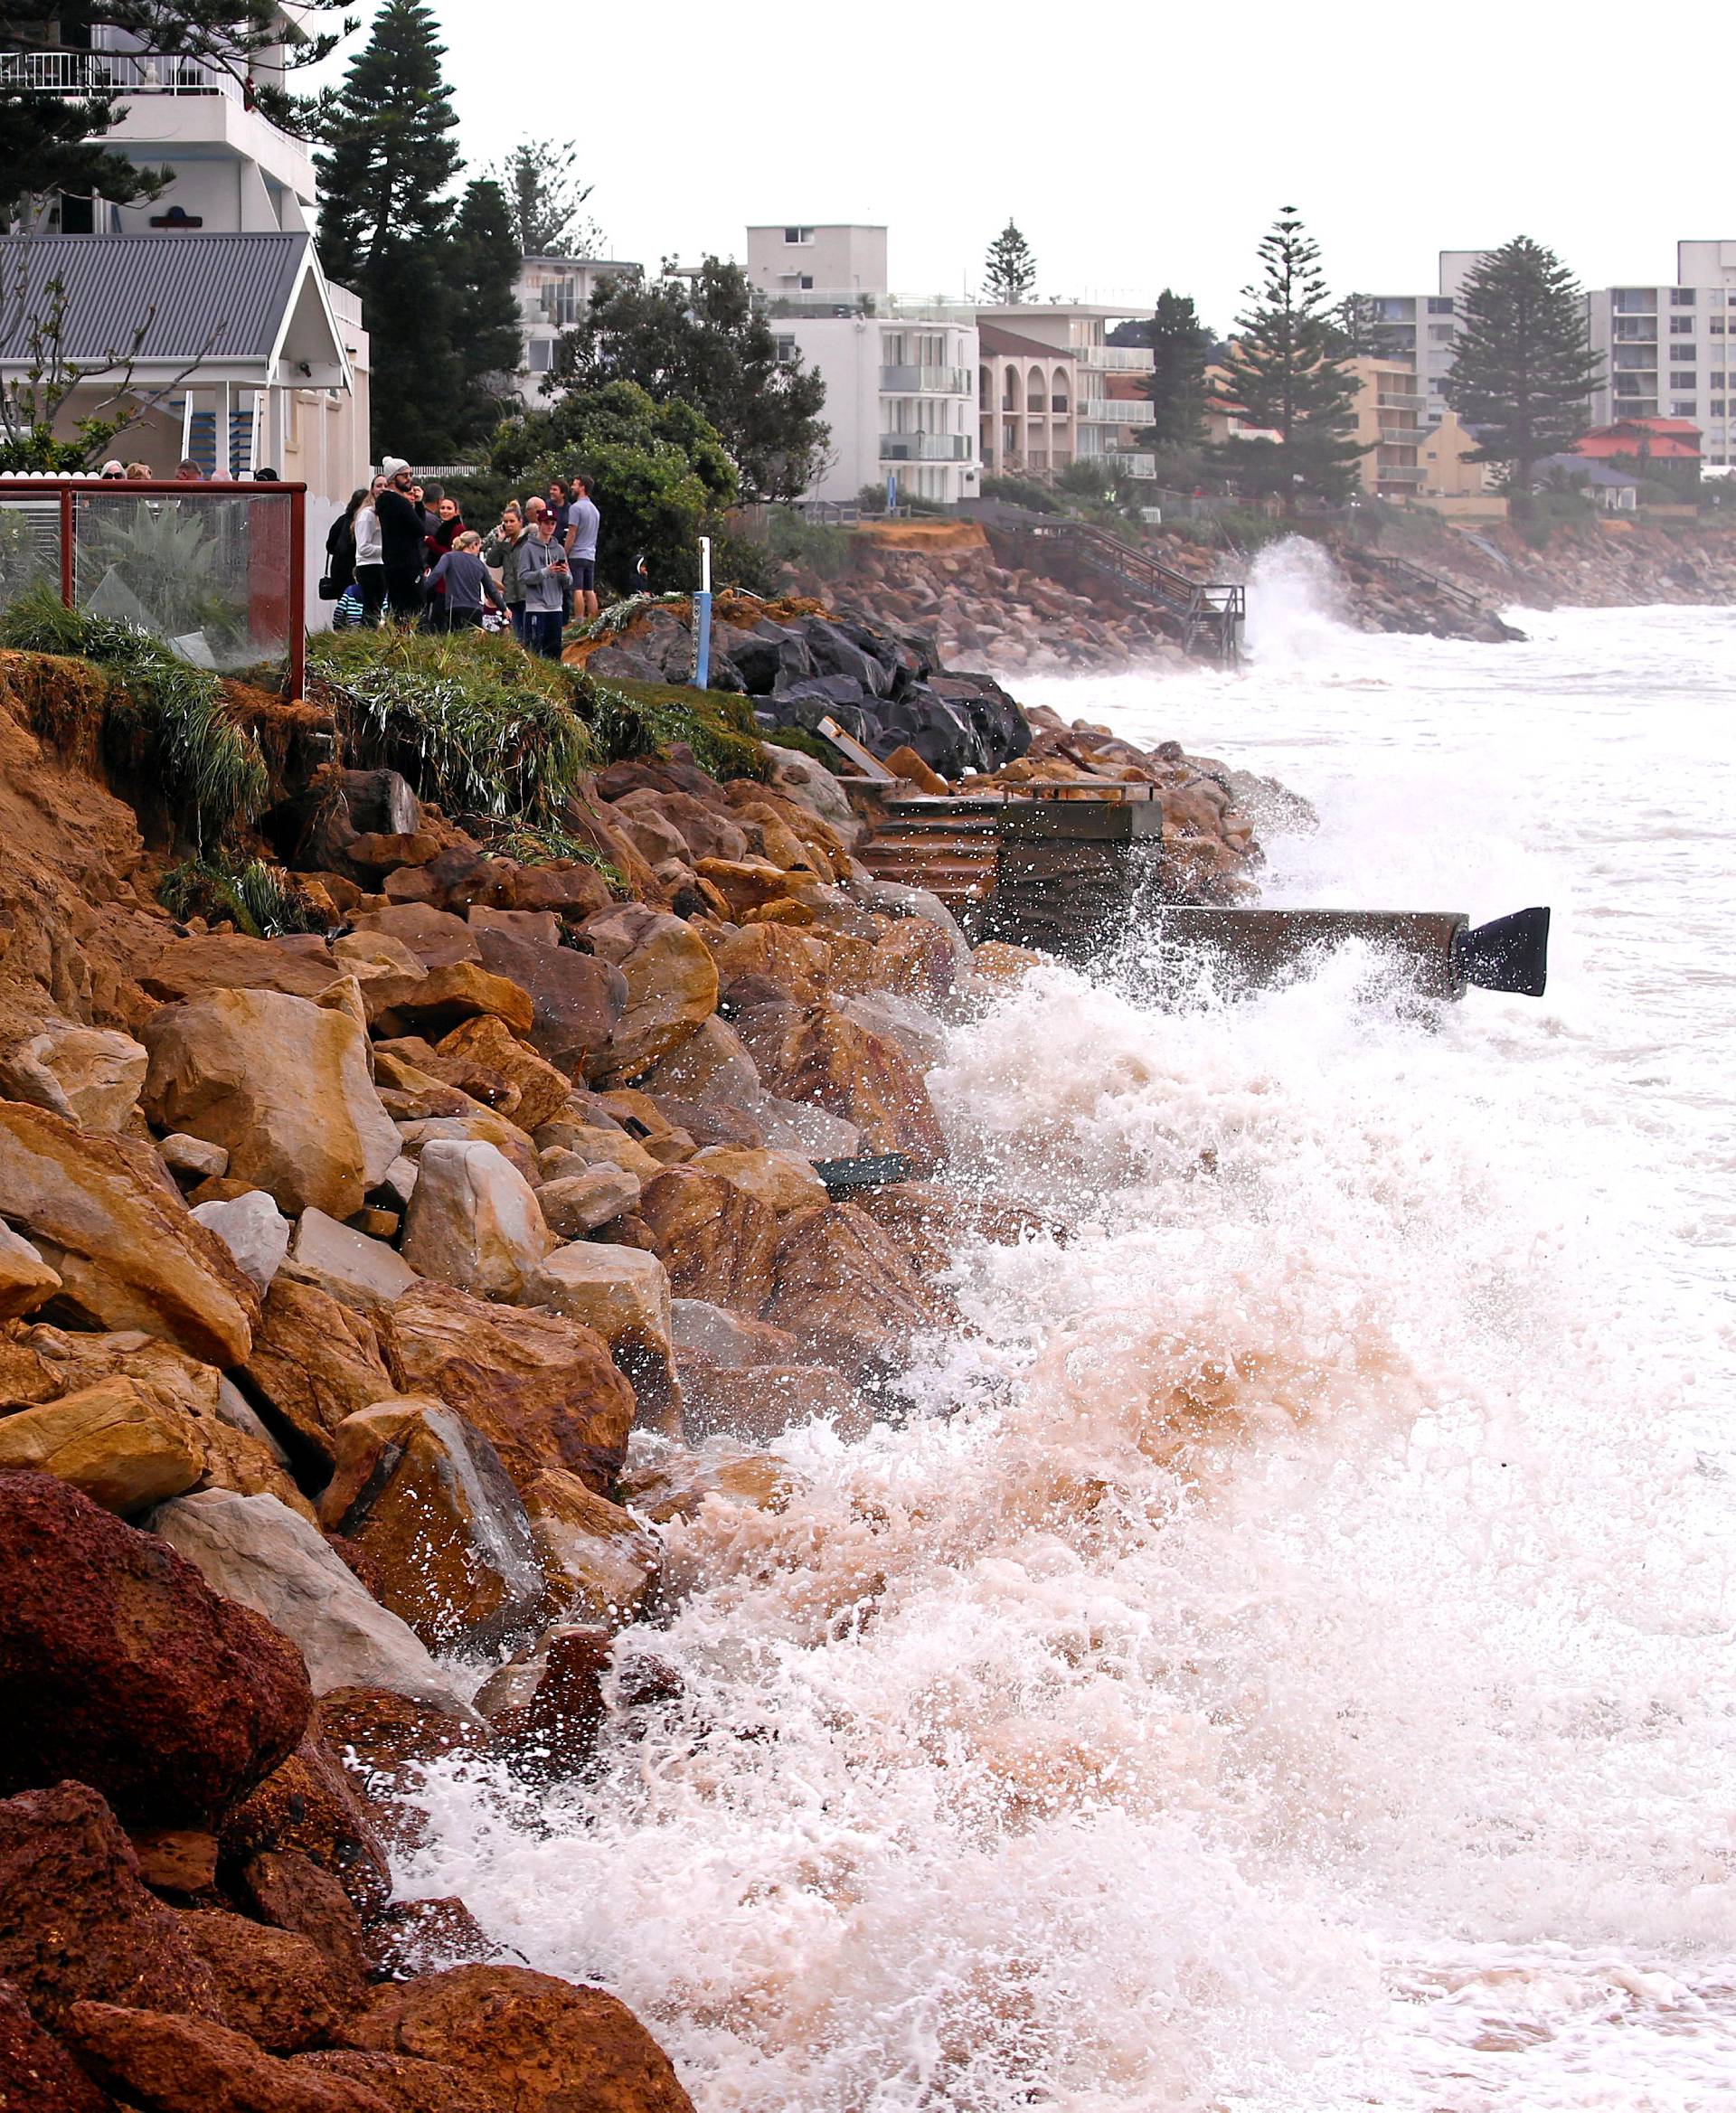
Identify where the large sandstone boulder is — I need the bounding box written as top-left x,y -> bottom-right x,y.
0,1101 -> 256,1365
435,1015 -> 572,1132
143,989 -> 400,1222
0,1781 -> 222,2029
581,906 -> 719,1080
19,1328 -> 310,1523
735,1000 -> 946,1171
378,1282 -> 637,1494
243,1280 -> 395,1467
297,2048 -> 508,2112
0,1470 -> 310,1822
527,1244 -> 678,1431
0,1375 -> 204,1513
688,1146 -> 827,1217
634,1165 -> 778,1315
351,904 -> 480,969
282,1209 -> 419,1315
470,929 -> 627,1074
0,1219 -> 60,1320
140,931 -> 344,1004
363,962 -> 534,1042
63,2000 -> 392,2113
670,1298 -> 800,1371
147,1489 -> 467,1709
14,1023 -> 148,1132
762,1203 -> 954,1380
341,1964 -> 696,2113
521,1468 -> 661,1627
400,1141 -> 552,1302
316,1401 -> 545,1654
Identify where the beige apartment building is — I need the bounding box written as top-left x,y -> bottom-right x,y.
1349,356 -> 1422,497
975,304 -> 1156,480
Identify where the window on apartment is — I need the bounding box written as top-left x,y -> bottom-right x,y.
529,340 -> 554,372
1428,297 -> 1454,315
798,276 -> 813,290
784,226 -> 814,245
1712,399 -> 1727,416
1670,316 -> 1694,335
1670,372 -> 1697,390
774,335 -> 797,366
1672,400 -> 1697,418
1711,319 -> 1727,335
1670,343 -> 1696,363
1428,325 -> 1454,342
1712,371 -> 1728,388
1671,288 -> 1696,306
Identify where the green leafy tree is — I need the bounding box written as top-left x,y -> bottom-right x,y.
317,1 -> 520,462
456,380 -> 737,593
1146,288 -> 1211,448
983,220 -> 1036,304
1443,236 -> 1603,514
552,259 -> 827,501
1210,208 -> 1364,510
2,3 -> 351,224
489,139 -> 601,258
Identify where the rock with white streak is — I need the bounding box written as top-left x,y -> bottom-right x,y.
400,1140 -> 552,1301
160,1133 -> 229,1183
0,1220 -> 61,1321
191,1191 -> 291,1297
282,1208 -> 418,1314
146,1487 -> 470,1708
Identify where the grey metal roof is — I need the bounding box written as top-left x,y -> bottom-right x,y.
0,233 -> 311,365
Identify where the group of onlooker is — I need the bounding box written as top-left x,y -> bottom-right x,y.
324,460 -> 602,659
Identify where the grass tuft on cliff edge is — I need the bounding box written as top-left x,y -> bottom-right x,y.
0,587 -> 267,848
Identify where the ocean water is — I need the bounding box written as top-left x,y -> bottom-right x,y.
403,544 -> 1736,2111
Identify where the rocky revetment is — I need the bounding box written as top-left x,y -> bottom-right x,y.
0,586 -> 1266,2112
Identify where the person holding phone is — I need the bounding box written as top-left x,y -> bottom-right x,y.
516,510 -> 570,658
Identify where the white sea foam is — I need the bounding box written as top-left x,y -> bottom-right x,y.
402,550 -> 1736,2109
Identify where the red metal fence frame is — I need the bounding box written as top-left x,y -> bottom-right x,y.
0,478 -> 307,699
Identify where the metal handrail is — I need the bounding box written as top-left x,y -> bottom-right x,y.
1021,517 -> 1245,661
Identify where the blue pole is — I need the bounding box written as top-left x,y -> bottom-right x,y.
693,534 -> 712,689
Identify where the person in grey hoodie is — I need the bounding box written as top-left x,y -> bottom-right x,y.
427,531 -> 507,629
515,513 -> 570,657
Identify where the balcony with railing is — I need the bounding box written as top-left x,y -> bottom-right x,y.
0,49 -> 242,100
880,365 -> 972,396
1079,345 -> 1154,372
1077,398 -> 1156,426
880,433 -> 973,461
1377,391 -> 1427,409
1104,451 -> 1158,477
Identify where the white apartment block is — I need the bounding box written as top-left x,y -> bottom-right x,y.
514,254 -> 639,405
1360,252 -> 1490,425
1586,241 -> 1736,465
747,226 -> 978,505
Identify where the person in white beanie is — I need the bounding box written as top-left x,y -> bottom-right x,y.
373,457 -> 426,621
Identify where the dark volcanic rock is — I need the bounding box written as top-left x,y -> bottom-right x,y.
0,1979 -> 114,2113
218,1739 -> 392,1919
0,1781 -> 221,2029
341,1963 -> 696,2113
0,1470 -> 311,1825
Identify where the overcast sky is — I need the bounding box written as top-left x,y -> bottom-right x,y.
315,1 -> 1718,323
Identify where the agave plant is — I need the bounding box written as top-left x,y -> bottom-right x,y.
80,497 -> 250,651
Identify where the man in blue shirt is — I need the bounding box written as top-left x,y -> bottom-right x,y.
563,473 -> 601,625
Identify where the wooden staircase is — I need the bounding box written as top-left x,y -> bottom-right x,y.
1017,519 -> 1247,662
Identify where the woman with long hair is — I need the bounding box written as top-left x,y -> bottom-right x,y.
351,473 -> 388,627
